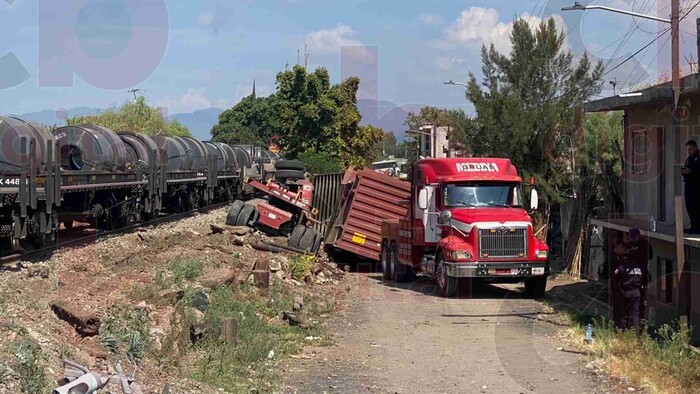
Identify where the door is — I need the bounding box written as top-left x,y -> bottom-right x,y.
416,185 -> 440,243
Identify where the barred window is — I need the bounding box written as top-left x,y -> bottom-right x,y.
631,129 -> 650,174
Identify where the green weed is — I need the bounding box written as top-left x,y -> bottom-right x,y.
288,255 -> 314,281
99,305 -> 151,361
171,258 -> 204,284
12,337 -> 50,394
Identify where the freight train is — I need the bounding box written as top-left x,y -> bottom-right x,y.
0,116 -> 281,254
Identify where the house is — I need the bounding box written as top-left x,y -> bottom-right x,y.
585,74 -> 700,344
408,124 -> 450,158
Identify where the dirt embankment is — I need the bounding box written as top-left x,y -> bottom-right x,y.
0,208 -> 350,393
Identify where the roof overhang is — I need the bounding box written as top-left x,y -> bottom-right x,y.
585,73 -> 700,113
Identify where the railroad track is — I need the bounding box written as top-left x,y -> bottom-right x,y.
0,201 -> 231,266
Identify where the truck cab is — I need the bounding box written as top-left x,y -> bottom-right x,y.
380,158 -> 549,297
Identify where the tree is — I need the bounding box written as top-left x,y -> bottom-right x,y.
465,17 -> 603,203
373,132 -> 399,160
67,97 -> 191,137
275,65 -> 382,167
211,93 -> 279,146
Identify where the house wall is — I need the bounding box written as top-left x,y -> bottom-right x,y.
625,99 -> 700,228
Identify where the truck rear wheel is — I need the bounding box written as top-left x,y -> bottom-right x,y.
435,254 -> 457,297
524,276 -> 547,298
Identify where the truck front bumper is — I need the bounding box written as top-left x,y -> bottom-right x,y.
444,261 -> 548,278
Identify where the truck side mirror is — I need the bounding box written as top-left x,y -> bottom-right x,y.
438,210 -> 452,224
530,188 -> 539,211
417,188 -> 428,210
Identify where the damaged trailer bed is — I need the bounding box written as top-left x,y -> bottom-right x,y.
320,168 -> 410,261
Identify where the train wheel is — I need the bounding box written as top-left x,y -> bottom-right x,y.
10,236 -> 21,252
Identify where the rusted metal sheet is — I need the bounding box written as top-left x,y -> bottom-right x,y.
325,168 -> 410,261
311,172 -> 344,235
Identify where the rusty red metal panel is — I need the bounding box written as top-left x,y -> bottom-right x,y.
327,168 -> 411,261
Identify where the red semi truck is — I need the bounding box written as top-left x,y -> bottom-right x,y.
380,158 -> 549,298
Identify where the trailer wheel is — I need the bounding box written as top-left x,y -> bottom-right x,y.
288,225 -> 307,249
225,200 -> 245,226
435,254 -> 457,297
311,232 -> 323,253
275,160 -> 305,171
236,204 -> 256,227
380,242 -> 391,281
524,276 -> 547,298
275,169 -> 305,181
298,227 -> 317,251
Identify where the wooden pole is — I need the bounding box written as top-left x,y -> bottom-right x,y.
220,319 -> 238,343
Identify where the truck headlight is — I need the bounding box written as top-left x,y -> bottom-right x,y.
535,250 -> 548,259
448,250 -> 472,260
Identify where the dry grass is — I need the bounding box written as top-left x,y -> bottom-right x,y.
562,312 -> 700,394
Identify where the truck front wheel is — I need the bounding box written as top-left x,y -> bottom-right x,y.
524,276 -> 547,298
435,254 -> 457,297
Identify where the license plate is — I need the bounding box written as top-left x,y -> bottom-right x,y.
490,268 -> 519,275
268,213 -> 278,220
532,267 -> 545,275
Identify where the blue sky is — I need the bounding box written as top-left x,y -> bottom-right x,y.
1,0 -> 698,117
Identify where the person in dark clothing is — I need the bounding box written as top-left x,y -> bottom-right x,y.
613,228 -> 649,330
682,140 -> 700,234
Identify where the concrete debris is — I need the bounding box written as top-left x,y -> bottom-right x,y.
293,295 -> 304,311
26,264 -> 50,278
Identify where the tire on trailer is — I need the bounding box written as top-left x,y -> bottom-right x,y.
274,169 -> 305,181
288,225 -> 307,249
311,232 -> 323,253
298,227 -> 317,251
380,241 -> 391,281
275,160 -> 305,171
524,276 -> 547,298
235,204 -> 256,227
226,200 -> 245,226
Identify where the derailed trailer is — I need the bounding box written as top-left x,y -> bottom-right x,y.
321,168 -> 410,261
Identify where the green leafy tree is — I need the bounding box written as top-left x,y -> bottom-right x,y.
67,97 -> 191,136
297,150 -> 344,174
211,94 -> 280,145
373,132 -> 399,160
405,106 -> 473,155
465,17 -> 604,203
275,65 -> 382,167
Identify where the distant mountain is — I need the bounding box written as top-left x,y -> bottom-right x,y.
358,99 -> 423,140
12,102 -> 416,141
12,106 -> 103,127
167,107 -> 223,141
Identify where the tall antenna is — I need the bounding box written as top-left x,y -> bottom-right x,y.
127,88 -> 146,100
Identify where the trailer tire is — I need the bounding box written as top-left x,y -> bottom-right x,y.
275,169 -> 305,181
288,225 -> 307,249
275,160 -> 305,171
524,276 -> 547,298
226,200 -> 245,226
435,254 -> 457,297
298,228 -> 317,251
311,232 -> 323,253
235,204 -> 256,227
380,242 -> 391,281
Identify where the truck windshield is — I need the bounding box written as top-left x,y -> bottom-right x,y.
444,183 -> 523,208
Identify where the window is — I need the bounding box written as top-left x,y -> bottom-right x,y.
631,129 -> 650,174
444,183 -> 523,208
657,257 -> 675,305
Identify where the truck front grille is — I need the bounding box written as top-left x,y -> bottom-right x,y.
478,227 -> 527,258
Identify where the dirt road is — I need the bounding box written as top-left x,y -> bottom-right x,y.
283,273 -> 618,394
